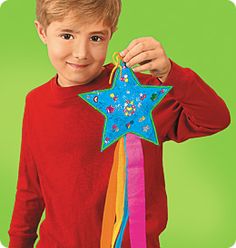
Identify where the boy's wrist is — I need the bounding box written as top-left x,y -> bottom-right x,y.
151,59 -> 172,83
157,73 -> 169,83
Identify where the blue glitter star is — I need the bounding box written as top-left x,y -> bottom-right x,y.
78,60 -> 172,151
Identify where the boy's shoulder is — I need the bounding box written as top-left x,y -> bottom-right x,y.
25,76 -> 55,104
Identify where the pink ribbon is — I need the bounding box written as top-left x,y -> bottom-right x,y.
126,133 -> 147,247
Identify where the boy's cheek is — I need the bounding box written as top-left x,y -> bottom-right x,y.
97,55 -> 106,66
95,46 -> 109,62
47,42 -> 66,57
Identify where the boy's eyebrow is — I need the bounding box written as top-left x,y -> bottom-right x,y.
58,29 -> 109,35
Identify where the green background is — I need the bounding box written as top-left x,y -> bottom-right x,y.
0,0 -> 235,247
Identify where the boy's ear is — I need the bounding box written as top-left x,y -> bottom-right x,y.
110,27 -> 118,39
34,20 -> 47,45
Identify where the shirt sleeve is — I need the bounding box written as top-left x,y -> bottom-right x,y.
8,94 -> 45,248
155,59 -> 231,143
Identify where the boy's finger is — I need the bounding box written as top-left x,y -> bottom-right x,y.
122,43 -> 147,63
126,37 -> 157,55
122,43 -> 142,62
120,38 -> 153,60
126,37 -> 151,52
126,50 -> 159,68
123,42 -> 157,63
132,59 -> 158,73
119,49 -> 128,57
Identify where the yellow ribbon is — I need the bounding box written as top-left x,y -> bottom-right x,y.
109,52 -> 123,85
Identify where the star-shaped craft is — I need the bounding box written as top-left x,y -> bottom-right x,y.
78,60 -> 172,151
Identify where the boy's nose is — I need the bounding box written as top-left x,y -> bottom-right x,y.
72,40 -> 89,60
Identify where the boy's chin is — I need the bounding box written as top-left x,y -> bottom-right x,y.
57,74 -> 94,87
57,65 -> 105,87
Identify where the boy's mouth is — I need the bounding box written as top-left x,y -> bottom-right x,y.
67,62 -> 89,69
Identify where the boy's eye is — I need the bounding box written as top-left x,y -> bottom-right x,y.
59,34 -> 103,42
60,34 -> 73,40
90,36 -> 102,42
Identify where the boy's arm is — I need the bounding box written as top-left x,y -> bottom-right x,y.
120,37 -> 230,141
156,59 -> 230,142
8,95 -> 45,248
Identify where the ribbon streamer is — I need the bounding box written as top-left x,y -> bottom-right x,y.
114,135 -> 129,247
111,137 -> 126,247
126,133 -> 147,247
100,53 -> 147,248
100,137 -> 123,248
79,52 -> 172,247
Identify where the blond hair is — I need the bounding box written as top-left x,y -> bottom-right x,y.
36,0 -> 122,34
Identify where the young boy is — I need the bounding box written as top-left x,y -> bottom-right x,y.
8,0 -> 230,247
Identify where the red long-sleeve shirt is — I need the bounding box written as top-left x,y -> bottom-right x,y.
8,59 -> 230,248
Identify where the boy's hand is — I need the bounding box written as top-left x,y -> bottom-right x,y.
120,37 -> 171,83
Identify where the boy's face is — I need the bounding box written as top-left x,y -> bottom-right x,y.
34,14 -> 112,87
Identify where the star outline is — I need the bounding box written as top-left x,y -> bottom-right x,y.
79,62 -> 172,151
